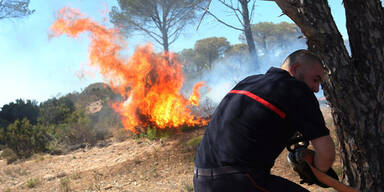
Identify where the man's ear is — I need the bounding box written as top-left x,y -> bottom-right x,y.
290,62 -> 301,76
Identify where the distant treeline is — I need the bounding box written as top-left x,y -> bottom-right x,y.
178,22 -> 306,80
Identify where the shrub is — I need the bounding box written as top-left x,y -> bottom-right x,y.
112,128 -> 131,142
137,126 -> 174,141
2,119 -> 49,159
38,97 -> 75,126
53,109 -> 96,146
182,181 -> 194,192
180,124 -> 201,132
66,110 -> 96,145
0,148 -> 18,164
91,105 -> 122,140
0,99 -> 39,126
146,126 -> 157,141
60,177 -> 71,192
46,139 -> 63,155
186,136 -> 202,149
26,178 -> 40,188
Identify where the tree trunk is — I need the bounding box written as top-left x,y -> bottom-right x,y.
161,22 -> 169,53
239,0 -> 258,68
161,29 -> 171,65
161,2 -> 169,53
273,0 -> 384,191
162,31 -> 169,53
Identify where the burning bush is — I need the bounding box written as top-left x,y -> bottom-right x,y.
50,7 -> 208,134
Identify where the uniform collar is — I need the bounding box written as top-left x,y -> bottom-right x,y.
266,67 -> 291,77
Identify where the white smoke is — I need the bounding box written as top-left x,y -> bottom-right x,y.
197,41 -> 308,104
181,37 -> 354,111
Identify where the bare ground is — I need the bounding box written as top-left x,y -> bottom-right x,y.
0,106 -> 340,192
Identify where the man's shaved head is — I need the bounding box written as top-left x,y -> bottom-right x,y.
281,49 -> 324,93
281,49 -> 323,69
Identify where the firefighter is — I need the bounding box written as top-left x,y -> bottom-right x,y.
193,50 -> 335,192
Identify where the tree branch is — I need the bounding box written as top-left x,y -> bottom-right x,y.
249,0 -> 257,23
218,0 -> 242,14
130,22 -> 163,45
168,22 -> 184,39
169,27 -> 182,45
152,4 -> 162,30
197,5 -> 244,31
112,0 -> 207,51
218,0 -> 244,26
0,0 -> 34,19
196,0 -> 212,31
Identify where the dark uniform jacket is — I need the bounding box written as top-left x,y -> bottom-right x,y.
195,67 -> 329,174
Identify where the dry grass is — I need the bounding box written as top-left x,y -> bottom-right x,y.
0,105 -> 342,191
25,178 -> 40,188
59,177 -> 71,192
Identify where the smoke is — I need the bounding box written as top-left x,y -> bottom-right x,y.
191,40 -> 308,104
195,38 -> 351,104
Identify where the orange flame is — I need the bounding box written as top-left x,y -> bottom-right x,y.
189,82 -> 205,106
50,7 -> 208,133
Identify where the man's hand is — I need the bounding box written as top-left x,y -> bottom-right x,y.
288,148 -> 339,188
288,148 -> 318,185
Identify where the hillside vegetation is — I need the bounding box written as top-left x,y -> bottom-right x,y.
0,83 -> 123,163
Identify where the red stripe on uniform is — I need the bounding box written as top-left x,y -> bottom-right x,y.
247,173 -> 270,192
229,90 -> 286,119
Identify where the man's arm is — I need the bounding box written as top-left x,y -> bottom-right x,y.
311,135 -> 335,172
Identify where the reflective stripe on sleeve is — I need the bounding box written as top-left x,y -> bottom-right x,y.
229,90 -> 286,119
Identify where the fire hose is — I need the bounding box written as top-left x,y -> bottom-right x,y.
287,133 -> 360,192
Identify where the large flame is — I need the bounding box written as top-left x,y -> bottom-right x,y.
50,7 -> 208,133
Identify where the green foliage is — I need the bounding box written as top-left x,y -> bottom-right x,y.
182,181 -> 194,192
0,117 -> 9,130
0,99 -> 39,125
45,138 -> 63,155
90,104 -> 122,140
38,83 -> 121,149
186,135 -> 202,149
0,83 -> 125,158
38,97 -> 75,126
184,135 -> 202,162
81,83 -> 118,101
137,126 -> 173,141
2,118 -> 49,159
239,22 -> 305,56
0,147 -> 18,164
180,37 -> 231,79
60,177 -> 71,192
26,178 -> 40,188
110,0 -> 207,51
54,109 -> 97,146
225,43 -> 248,55
146,126 -> 157,141
180,124 -> 201,133
0,99 -> 40,146
194,37 -> 231,70
112,128 -> 131,142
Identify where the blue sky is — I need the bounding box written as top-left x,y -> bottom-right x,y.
0,0 -> 347,106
